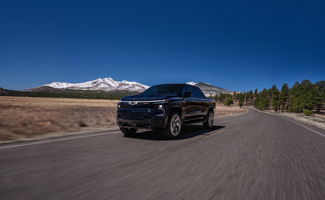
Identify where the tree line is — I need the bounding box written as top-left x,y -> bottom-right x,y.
214,79 -> 325,114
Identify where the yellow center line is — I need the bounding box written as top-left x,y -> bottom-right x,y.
204,130 -> 226,139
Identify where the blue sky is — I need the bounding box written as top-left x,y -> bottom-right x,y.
1,0 -> 324,92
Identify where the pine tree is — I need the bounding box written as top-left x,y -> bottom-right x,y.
239,95 -> 244,108
253,94 -> 260,109
249,90 -> 253,105
279,83 -> 289,112
315,81 -> 325,112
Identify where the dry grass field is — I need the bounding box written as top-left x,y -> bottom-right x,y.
0,97 -> 118,141
0,96 -> 246,142
215,103 -> 247,116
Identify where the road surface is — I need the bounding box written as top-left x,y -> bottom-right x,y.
1,109 -> 325,200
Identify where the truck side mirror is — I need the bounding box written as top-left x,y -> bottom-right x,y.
184,91 -> 192,98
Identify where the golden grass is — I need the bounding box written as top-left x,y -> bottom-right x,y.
0,96 -> 119,107
215,106 -> 247,116
0,96 -> 118,141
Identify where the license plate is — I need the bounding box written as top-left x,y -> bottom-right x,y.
131,123 -> 137,126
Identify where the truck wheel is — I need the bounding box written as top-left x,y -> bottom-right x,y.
120,127 -> 138,136
162,112 -> 182,138
203,110 -> 214,129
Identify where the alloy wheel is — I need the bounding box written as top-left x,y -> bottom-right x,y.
170,114 -> 181,136
209,112 -> 214,127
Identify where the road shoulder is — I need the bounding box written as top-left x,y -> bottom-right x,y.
250,108 -> 325,132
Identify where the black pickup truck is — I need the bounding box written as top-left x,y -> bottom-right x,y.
116,83 -> 216,138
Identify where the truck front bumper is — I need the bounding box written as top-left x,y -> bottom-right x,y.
116,109 -> 167,129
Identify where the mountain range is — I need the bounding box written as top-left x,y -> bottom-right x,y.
27,78 -> 231,96
28,78 -> 149,93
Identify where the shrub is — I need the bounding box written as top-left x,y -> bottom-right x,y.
303,110 -> 313,116
223,97 -> 233,106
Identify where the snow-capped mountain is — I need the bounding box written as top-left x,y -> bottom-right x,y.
187,81 -> 231,97
35,77 -> 149,92
27,78 -> 230,96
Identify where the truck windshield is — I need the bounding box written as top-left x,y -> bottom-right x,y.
142,84 -> 182,95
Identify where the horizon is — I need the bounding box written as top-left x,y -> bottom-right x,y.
2,76 -> 323,94
1,1 -> 325,92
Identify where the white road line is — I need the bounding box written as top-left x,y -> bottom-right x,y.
278,116 -> 325,138
0,131 -> 120,150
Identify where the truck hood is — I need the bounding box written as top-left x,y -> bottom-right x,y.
121,94 -> 178,101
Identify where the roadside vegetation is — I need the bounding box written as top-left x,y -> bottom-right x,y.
214,79 -> 325,116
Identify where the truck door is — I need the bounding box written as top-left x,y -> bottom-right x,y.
189,86 -> 205,119
181,85 -> 195,121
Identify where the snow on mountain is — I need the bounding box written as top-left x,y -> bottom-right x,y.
186,81 -> 231,97
42,77 -> 149,92
186,82 -> 196,85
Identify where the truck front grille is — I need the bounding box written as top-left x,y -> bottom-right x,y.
118,113 -> 151,120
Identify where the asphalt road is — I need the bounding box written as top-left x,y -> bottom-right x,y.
1,109 -> 325,200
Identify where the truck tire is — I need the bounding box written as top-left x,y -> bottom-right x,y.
162,112 -> 182,138
203,110 -> 214,129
